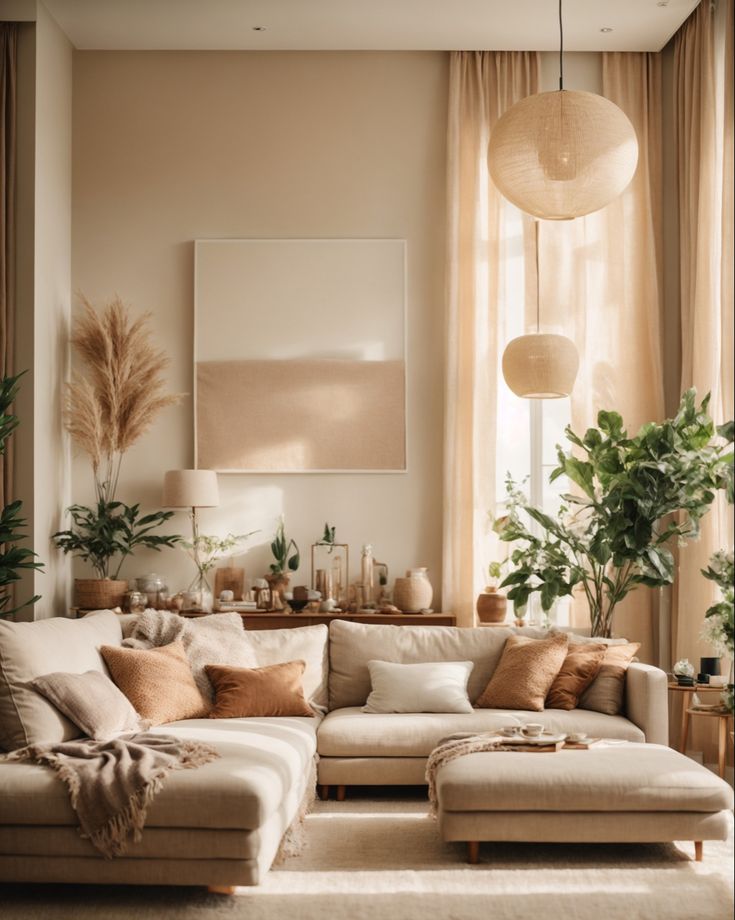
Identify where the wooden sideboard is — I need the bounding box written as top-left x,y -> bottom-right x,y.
179,610 -> 456,630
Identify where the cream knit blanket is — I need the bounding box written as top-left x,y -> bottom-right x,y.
1,733 -> 219,858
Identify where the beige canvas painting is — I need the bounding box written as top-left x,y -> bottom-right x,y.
194,239 -> 407,472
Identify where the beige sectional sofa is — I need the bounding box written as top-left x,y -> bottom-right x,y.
0,611 -> 669,888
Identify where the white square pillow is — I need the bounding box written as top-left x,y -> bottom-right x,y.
362,660 -> 474,714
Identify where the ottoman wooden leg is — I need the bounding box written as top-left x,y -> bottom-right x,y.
318,784 -> 330,800
694,841 -> 703,862
208,886 -> 236,895
467,841 -> 480,864
336,784 -> 347,802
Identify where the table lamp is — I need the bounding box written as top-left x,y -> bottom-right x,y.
162,469 -> 220,597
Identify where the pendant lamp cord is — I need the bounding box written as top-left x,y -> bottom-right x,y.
535,220 -> 541,333
558,0 -> 564,91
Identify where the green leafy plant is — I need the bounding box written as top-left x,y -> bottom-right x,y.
494,390 -> 734,637
0,373 -> 44,617
270,518 -> 300,576
318,523 -> 337,549
700,550 -> 734,657
53,501 -> 180,580
182,531 -> 257,588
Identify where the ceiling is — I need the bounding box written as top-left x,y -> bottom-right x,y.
42,0 -> 700,53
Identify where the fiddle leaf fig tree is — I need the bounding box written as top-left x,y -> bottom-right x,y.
494,390 -> 734,637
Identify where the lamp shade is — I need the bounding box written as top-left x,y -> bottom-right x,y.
502,333 -> 579,399
162,469 -> 219,508
488,90 -> 638,220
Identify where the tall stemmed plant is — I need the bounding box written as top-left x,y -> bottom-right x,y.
53,296 -> 182,579
495,391 -> 734,637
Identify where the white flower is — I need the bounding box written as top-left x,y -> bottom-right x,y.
700,613 -> 729,657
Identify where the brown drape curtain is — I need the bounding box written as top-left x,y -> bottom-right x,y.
672,0 -> 734,667
0,23 -> 17,510
443,51 -> 539,627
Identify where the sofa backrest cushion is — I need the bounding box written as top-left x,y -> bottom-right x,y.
0,610 -> 123,750
328,620 -> 513,710
245,624 -> 329,713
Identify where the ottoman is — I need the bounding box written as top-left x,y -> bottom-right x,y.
435,742 -> 733,863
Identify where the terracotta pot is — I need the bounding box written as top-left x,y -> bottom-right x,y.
74,578 -> 127,610
393,568 -> 433,613
476,588 -> 508,624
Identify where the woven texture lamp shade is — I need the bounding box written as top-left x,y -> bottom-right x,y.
502,333 -> 579,398
488,90 -> 638,220
162,469 -> 219,508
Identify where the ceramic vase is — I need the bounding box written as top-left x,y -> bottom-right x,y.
476,587 -> 507,623
393,568 -> 433,613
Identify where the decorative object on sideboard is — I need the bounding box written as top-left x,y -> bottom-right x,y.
136,573 -> 168,609
54,296 -> 182,607
0,373 -> 43,619
673,658 -> 696,687
311,524 -> 349,609
487,0 -> 638,220
698,657 -> 721,685
476,559 -> 509,624
502,221 -> 578,399
214,566 -> 246,604
267,517 -> 300,606
493,391 -> 734,638
124,588 -> 147,614
393,567 -> 433,614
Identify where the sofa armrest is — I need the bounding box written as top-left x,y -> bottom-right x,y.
625,662 -> 669,746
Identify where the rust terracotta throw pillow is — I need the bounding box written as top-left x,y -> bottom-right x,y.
475,633 -> 569,711
545,642 -> 608,710
205,660 -> 314,718
578,642 -> 641,716
100,641 -> 209,725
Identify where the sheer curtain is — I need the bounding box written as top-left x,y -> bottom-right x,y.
443,51 -> 538,627
673,0 -> 734,665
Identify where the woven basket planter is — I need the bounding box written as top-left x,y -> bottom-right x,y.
74,579 -> 127,611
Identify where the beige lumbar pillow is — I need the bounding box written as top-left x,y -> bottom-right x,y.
205,660 -> 314,718
475,633 -> 569,711
578,642 -> 640,715
545,642 -> 608,710
362,660 -> 474,714
101,640 -> 209,725
32,670 -> 143,740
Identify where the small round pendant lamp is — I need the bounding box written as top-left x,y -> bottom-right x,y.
487,1 -> 638,220
502,222 -> 579,399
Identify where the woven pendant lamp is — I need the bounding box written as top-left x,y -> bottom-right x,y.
487,1 -> 638,220
502,222 -> 579,399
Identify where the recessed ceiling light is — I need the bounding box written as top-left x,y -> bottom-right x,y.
252,26 -> 267,32
600,27 -> 613,33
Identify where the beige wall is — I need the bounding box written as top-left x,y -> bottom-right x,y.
10,0 -> 72,620
71,51 -> 448,600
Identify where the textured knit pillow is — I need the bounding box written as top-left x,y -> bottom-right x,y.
475,633 -> 569,711
545,642 -> 608,710
578,642 -> 641,716
362,660 -> 474,714
100,641 -> 209,725
32,670 -> 143,740
205,660 -> 314,718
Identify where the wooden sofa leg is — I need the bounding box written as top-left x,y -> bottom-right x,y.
467,841 -> 480,864
208,885 -> 237,895
336,784 -> 347,802
694,841 -> 703,862
318,784 -> 330,800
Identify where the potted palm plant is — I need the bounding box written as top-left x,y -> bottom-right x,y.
494,391 -> 734,637
52,296 -> 182,608
0,373 -> 44,617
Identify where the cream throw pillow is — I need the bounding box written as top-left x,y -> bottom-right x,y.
362,660 -> 474,714
101,641 -> 210,725
475,633 -> 569,711
32,670 -> 143,740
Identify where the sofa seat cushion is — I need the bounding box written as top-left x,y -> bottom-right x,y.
317,707 -> 644,758
0,716 -> 319,831
437,743 -> 734,814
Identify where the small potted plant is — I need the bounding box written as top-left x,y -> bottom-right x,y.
267,517 -> 300,603
180,531 -> 256,612
476,560 -> 509,624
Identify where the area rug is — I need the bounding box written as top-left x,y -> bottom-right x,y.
1,796 -> 732,920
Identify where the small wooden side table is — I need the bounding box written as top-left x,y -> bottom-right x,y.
668,682 -> 733,779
